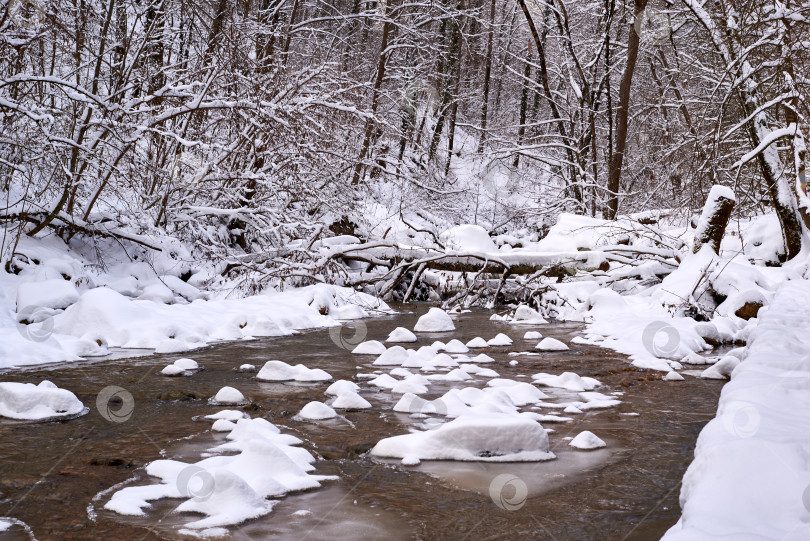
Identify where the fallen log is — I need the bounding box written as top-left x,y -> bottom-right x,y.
323,243 -> 612,276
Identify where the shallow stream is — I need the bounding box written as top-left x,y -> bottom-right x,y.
0,306 -> 723,540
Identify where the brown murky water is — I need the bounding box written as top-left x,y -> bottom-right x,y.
0,306 -> 724,540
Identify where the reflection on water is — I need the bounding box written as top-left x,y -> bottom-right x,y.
399,444 -> 619,499
0,305 -> 723,540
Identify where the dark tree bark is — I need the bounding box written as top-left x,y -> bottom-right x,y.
352,18 -> 393,185
477,0 -> 496,153
605,0 -> 648,219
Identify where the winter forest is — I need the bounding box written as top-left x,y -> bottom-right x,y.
1,0 -> 810,539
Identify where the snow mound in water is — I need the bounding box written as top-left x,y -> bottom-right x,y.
174,358 -> 199,370
424,353 -> 459,369
460,364 -> 499,378
256,360 -> 332,382
371,414 -> 555,462
470,353 -> 495,364
681,352 -> 714,365
486,379 -> 550,405
212,419 -> 237,432
532,372 -> 601,392
511,305 -> 548,324
439,224 -> 498,253
368,373 -> 398,389
325,380 -> 360,396
205,410 -> 249,422
465,337 -> 489,348
331,391 -> 371,409
487,333 -> 513,346
701,355 -> 740,379
413,308 -> 455,332
425,368 -> 472,382
391,375 -> 430,394
372,346 -> 410,366
386,327 -> 417,343
352,340 -> 387,355
569,431 -> 606,450
0,381 -> 87,420
524,331 -> 543,340
578,391 -> 621,410
177,469 -> 275,529
210,387 -> 246,406
664,371 -> 685,381
298,401 -> 337,420
443,339 -> 469,353
105,416 -> 333,533
162,357 -> 200,376
161,364 -> 185,376
535,337 -> 569,351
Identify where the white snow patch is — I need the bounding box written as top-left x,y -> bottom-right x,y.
535,337 -> 570,351
465,337 -> 489,348
700,355 -> 740,379
443,339 -> 469,353
372,346 -> 410,366
440,224 -> 498,253
569,431 -> 606,450
256,361 -> 332,382
386,327 -> 417,343
511,305 -> 548,324
298,401 -> 337,420
17,279 -> 79,310
532,372 -> 601,392
352,340 -> 387,355
325,380 -> 360,396
487,333 -> 513,346
210,387 -> 246,406
662,279 -> 810,541
0,381 -> 87,420
413,308 -> 455,332
371,414 -> 555,462
331,392 -> 371,409
106,416 -> 333,532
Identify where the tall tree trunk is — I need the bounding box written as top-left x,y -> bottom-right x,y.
428,12 -> 461,161
513,45 -> 531,168
605,0 -> 648,219
477,0 -> 496,153
204,0 -> 229,65
256,0 -> 281,73
352,18 -> 393,185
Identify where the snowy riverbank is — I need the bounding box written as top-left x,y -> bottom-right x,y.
663,276 -> 810,540
0,236 -> 387,370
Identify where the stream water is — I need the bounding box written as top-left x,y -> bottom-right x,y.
0,306 -> 724,540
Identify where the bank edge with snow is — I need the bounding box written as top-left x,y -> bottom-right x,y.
662,278 -> 810,541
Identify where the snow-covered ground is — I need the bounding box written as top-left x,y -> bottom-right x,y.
662,276 -> 810,540
0,236 -> 387,369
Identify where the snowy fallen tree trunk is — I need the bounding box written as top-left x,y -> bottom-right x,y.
323,243 -> 611,276
693,185 -> 735,254
320,240 -> 685,305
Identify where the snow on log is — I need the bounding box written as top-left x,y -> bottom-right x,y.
323,243 -> 610,276
693,185 -> 735,254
